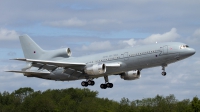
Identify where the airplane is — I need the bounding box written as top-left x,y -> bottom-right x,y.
7,35 -> 196,89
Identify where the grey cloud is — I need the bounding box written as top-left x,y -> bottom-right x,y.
44,18 -> 87,27
0,28 -> 19,40
0,1 -> 199,34
186,28 -> 200,45
7,52 -> 17,56
82,41 -> 112,51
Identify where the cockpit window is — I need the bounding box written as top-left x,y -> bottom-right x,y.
180,45 -> 189,49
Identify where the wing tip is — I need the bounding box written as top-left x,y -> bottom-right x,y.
10,58 -> 27,61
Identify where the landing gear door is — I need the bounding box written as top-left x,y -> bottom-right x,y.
160,45 -> 168,55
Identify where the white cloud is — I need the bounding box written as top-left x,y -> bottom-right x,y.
0,0 -> 199,34
193,29 -> 200,37
90,19 -> 122,25
44,18 -> 121,29
0,28 -> 19,41
139,28 -> 180,44
82,41 -> 112,51
39,82 -> 50,87
186,28 -> 200,44
44,18 -> 86,27
122,38 -> 136,47
80,28 -> 182,51
121,28 -> 180,47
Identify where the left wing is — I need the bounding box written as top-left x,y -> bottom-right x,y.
9,58 -> 121,76
12,58 -> 86,68
6,70 -> 50,75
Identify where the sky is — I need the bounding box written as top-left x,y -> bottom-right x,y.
0,0 -> 200,101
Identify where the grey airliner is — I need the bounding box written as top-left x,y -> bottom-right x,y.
7,35 -> 196,89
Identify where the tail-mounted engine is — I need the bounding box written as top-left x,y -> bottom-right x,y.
84,64 -> 106,75
51,48 -> 72,58
120,70 -> 141,80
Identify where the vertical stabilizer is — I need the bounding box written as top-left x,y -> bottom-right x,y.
19,35 -> 44,59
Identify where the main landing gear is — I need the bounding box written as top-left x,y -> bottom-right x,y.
100,76 -> 113,89
161,65 -> 167,76
81,79 -> 95,87
81,76 -> 113,89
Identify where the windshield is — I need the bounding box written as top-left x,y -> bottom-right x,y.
180,45 -> 189,49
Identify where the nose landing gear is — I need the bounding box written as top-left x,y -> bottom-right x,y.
161,65 -> 167,76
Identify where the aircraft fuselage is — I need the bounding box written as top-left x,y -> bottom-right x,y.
31,42 -> 195,81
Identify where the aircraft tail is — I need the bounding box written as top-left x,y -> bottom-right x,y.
19,34 -> 45,59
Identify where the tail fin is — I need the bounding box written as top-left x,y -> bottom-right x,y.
19,34 -> 44,59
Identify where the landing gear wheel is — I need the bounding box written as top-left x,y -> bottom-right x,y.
88,80 -> 95,86
100,84 -> 107,89
91,81 -> 95,85
161,65 -> 167,76
107,83 -> 113,88
100,76 -> 114,89
81,81 -> 88,87
162,72 -> 166,76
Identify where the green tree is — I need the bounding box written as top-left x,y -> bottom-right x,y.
13,87 -> 34,102
191,96 -> 200,112
176,99 -> 192,112
117,97 -> 131,112
0,87 -> 199,112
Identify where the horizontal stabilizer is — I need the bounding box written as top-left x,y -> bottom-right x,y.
6,70 -> 50,75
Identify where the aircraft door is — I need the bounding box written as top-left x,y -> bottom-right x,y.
160,45 -> 168,55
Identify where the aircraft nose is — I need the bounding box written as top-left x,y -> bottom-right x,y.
188,48 -> 196,56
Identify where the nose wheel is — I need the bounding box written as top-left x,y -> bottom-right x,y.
162,72 -> 166,76
161,65 -> 167,76
100,76 -> 113,89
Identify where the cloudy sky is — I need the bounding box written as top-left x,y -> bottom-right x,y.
0,0 -> 200,101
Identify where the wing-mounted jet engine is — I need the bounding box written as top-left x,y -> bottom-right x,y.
81,64 -> 106,87
120,70 -> 141,80
84,63 -> 106,75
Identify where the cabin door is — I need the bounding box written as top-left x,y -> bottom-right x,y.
160,45 -> 168,55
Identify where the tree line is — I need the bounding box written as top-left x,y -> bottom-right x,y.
0,87 -> 200,112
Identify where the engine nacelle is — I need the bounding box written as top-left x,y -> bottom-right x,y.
51,48 -> 72,58
84,64 -> 106,75
120,70 -> 141,80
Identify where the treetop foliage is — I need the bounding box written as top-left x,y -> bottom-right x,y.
0,87 -> 199,112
